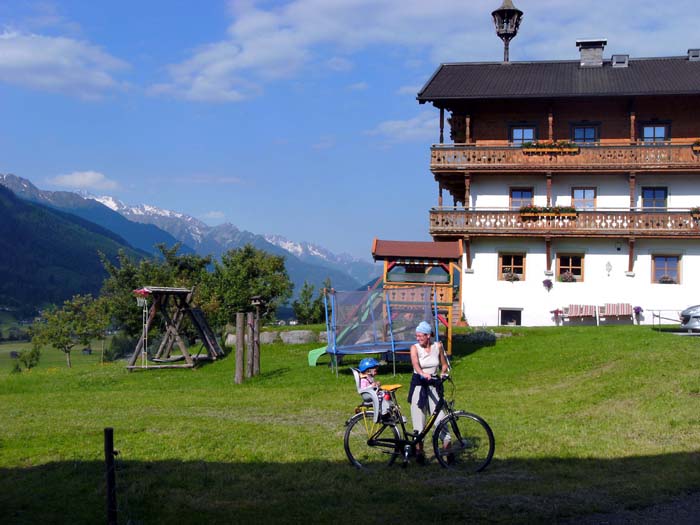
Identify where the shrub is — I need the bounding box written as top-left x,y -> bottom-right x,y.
104,334 -> 138,361
18,347 -> 40,370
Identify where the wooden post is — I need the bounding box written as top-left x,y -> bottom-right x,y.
465,115 -> 471,144
464,173 -> 471,209
630,111 -> 636,143
546,172 -> 552,206
463,237 -> 472,270
628,238 -> 636,273
545,238 -> 552,272
548,109 -> 554,141
104,428 -> 117,525
253,315 -> 260,376
245,312 -> 254,378
629,172 -> 637,210
438,182 -> 443,207
439,108 -> 444,144
235,313 -> 244,384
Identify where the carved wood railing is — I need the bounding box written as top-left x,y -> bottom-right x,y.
429,209 -> 700,237
430,143 -> 700,172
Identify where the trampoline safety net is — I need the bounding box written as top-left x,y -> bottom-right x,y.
324,286 -> 436,358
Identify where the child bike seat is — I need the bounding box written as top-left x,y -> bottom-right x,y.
351,367 -> 381,423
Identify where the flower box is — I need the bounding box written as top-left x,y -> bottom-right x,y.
520,212 -> 577,219
522,147 -> 580,155
692,145 -> 700,153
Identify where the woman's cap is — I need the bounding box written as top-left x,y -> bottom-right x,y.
416,321 -> 433,335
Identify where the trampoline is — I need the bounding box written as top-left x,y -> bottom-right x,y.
323,285 -> 439,375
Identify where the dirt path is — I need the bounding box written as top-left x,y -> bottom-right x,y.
566,492 -> 700,524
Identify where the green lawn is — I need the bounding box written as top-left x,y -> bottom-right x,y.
1,325 -> 699,523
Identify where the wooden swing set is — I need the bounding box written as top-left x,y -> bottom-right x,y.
127,286 -> 224,370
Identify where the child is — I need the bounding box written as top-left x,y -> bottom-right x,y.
357,358 -> 395,421
358,357 -> 382,389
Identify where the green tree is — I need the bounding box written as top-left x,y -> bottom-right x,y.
99,245 -> 210,337
32,294 -> 104,368
292,280 -> 327,324
200,244 -> 293,328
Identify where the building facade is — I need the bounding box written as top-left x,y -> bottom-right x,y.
417,40 -> 700,326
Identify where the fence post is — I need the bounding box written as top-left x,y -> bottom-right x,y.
245,312 -> 254,378
235,313 -> 245,384
253,315 -> 260,376
104,427 -> 117,525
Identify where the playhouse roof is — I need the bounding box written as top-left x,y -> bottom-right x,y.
371,239 -> 462,261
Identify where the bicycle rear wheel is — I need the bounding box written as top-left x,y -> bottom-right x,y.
433,411 -> 495,473
344,411 -> 400,470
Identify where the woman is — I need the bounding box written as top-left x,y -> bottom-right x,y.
408,321 -> 450,463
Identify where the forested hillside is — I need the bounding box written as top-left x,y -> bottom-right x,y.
0,185 -> 144,314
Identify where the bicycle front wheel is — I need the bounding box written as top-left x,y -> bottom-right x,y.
433,411 -> 495,473
344,411 -> 400,470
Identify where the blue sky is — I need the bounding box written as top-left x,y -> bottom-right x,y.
1,0 -> 697,259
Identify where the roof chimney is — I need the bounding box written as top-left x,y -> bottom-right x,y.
576,39 -> 607,67
689,49 -> 700,61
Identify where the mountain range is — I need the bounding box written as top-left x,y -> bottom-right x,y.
0,184 -> 144,314
0,174 -> 380,307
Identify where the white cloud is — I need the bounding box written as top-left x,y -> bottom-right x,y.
50,171 -> 119,191
175,174 -> 244,185
0,30 -> 129,98
326,56 -> 353,71
153,0 -> 700,102
201,210 -> 226,220
397,84 -> 420,96
311,135 -> 335,150
365,111 -> 437,144
347,81 -> 367,91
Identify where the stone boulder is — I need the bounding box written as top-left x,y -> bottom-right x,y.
260,331 -> 280,344
279,330 -> 315,344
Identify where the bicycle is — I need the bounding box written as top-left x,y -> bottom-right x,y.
343,374 -> 495,473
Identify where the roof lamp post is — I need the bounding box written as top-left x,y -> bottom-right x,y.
491,0 -> 523,63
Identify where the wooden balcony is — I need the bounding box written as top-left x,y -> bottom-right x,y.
429,209 -> 700,238
430,143 -> 700,173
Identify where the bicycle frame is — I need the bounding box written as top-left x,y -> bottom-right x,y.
362,377 -> 456,460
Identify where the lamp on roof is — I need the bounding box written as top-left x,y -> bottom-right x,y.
491,0 -> 523,63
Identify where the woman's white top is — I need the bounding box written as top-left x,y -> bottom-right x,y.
415,342 -> 440,375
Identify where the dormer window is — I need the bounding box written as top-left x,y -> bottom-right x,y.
572,124 -> 599,143
640,122 -> 670,143
510,125 -> 536,145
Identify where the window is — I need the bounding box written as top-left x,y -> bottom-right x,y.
652,255 -> 680,284
572,187 -> 596,210
640,123 -> 670,143
510,187 -> 533,209
557,255 -> 584,282
499,309 -> 522,326
642,187 -> 668,210
572,125 -> 598,144
499,254 -> 525,281
510,126 -> 536,145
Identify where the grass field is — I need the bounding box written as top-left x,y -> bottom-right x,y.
1,325 -> 699,524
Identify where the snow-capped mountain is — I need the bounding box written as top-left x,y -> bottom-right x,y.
92,195 -> 208,248
89,195 -> 380,292
264,234 -> 381,285
0,175 -> 189,256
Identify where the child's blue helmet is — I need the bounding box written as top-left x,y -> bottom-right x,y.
358,357 -> 379,372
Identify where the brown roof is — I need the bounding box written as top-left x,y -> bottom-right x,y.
372,239 -> 462,261
417,56 -> 700,103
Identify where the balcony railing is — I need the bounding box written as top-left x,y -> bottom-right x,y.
429,208 -> 700,238
430,143 -> 700,172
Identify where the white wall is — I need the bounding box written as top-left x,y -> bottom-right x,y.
461,238 -> 700,327
468,174 -> 700,210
